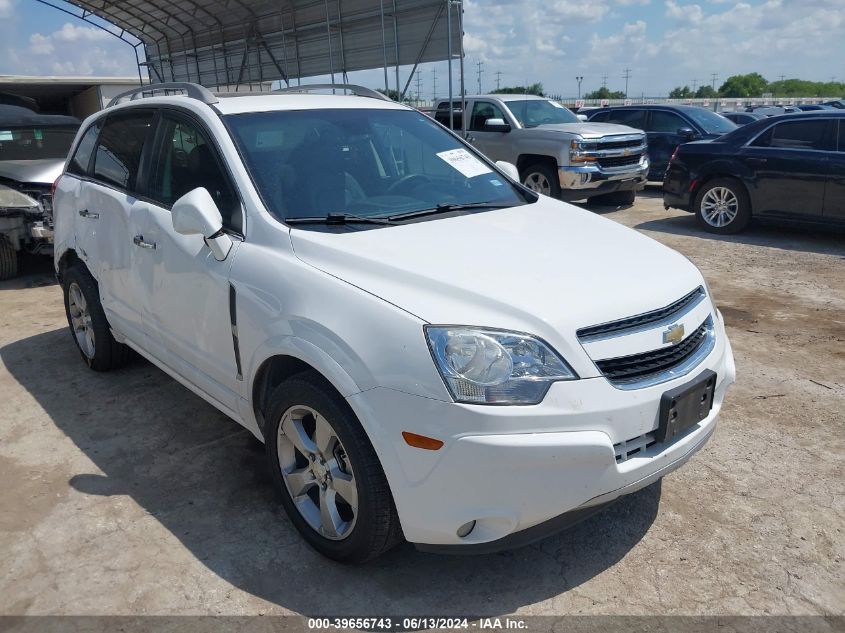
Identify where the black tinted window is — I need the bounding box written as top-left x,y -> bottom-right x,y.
752,120 -> 829,150
469,101 -> 506,131
649,111 -> 688,133
589,111 -> 610,122
433,103 -> 463,130
838,121 -> 844,152
67,121 -> 100,176
93,111 -> 154,190
608,109 -> 646,129
148,115 -> 241,232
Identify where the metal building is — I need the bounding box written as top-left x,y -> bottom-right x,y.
38,0 -> 463,100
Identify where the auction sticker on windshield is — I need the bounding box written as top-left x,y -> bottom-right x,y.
436,148 -> 492,178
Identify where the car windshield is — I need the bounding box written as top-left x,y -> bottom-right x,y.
225,108 -> 526,223
683,109 -> 737,135
504,99 -> 579,127
0,125 -> 78,160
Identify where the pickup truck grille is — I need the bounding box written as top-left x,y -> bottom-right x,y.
598,155 -> 642,169
595,320 -> 710,385
598,138 -> 645,151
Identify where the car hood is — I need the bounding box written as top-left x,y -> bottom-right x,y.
534,122 -> 644,139
290,197 -> 704,362
0,159 -> 65,185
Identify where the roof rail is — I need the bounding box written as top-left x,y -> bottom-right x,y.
107,82 -> 219,108
274,84 -> 392,101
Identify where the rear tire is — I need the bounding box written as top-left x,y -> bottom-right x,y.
265,370 -> 403,563
694,178 -> 751,234
520,162 -> 561,198
0,236 -> 18,281
589,189 -> 636,206
62,265 -> 132,371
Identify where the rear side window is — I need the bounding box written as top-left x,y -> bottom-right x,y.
608,109 -> 646,129
67,121 -> 101,176
589,111 -> 610,122
752,120 -> 830,150
649,111 -> 688,134
148,114 -> 241,233
93,111 -> 155,190
433,103 -> 463,130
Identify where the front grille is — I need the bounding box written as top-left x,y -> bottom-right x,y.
598,138 -> 644,150
577,286 -> 705,341
598,154 -> 642,169
614,432 -> 657,463
596,320 -> 709,384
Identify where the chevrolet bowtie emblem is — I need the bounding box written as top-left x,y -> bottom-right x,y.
663,323 -> 685,345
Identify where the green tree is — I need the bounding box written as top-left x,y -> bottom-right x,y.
669,85 -> 693,99
584,86 -> 625,100
492,83 -> 545,96
695,85 -> 718,98
718,73 -> 768,98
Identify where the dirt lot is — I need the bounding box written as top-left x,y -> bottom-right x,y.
1,189 -> 843,618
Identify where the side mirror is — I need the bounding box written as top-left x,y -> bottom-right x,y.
171,187 -> 232,262
495,161 -> 520,181
484,118 -> 511,133
576,114 -> 588,122
678,127 -> 697,141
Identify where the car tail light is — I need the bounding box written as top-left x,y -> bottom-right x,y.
51,175 -> 61,197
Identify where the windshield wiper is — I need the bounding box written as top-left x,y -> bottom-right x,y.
388,201 -> 517,222
286,212 -> 398,226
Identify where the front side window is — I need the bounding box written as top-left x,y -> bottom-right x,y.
751,120 -> 830,150
148,115 -> 240,232
504,99 -> 579,127
469,101 -> 507,131
67,121 -> 101,176
0,125 -> 78,161
649,111 -> 688,134
93,111 -> 154,190
225,109 -> 525,223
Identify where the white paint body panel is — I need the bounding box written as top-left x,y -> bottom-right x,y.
53,93 -> 736,547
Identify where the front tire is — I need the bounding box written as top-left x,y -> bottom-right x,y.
265,371 -> 402,563
62,265 -> 132,371
0,235 -> 18,280
694,178 -> 751,234
520,162 -> 561,198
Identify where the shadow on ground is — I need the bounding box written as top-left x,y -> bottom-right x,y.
633,213 -> 845,257
1,328 -> 661,616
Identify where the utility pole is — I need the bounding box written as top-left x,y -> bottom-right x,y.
710,72 -> 718,91
778,74 -> 786,82
576,75 -> 584,99
601,74 -> 608,89
495,70 -> 502,91
692,78 -> 698,93
476,60 -> 484,94
432,68 -> 437,101
622,68 -> 632,98
415,70 -> 423,105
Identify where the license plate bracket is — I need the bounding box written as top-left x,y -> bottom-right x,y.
656,369 -> 717,443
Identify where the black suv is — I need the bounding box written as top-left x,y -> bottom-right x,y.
588,105 -> 737,180
663,111 -> 845,234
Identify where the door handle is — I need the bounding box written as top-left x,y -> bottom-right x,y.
133,235 -> 156,250
78,209 -> 99,219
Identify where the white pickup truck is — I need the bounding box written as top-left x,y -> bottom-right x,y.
434,94 -> 649,204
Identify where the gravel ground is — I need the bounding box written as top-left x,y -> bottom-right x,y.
0,189 -> 843,618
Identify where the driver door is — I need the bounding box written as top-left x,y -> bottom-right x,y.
466,100 -> 512,161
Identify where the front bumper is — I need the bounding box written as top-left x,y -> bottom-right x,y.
558,159 -> 649,200
347,319 -> 735,549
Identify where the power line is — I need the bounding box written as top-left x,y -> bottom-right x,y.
476,60 -> 484,94
622,67 -> 632,98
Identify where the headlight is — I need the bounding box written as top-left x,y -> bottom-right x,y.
425,326 -> 578,405
569,139 -> 598,164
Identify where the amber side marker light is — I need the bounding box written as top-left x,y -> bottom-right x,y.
402,431 -> 444,451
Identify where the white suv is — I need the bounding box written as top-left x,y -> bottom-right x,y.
54,83 -> 735,563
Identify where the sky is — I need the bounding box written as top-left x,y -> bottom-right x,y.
0,0 -> 843,99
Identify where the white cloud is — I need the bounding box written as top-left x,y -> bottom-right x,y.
0,0 -> 13,19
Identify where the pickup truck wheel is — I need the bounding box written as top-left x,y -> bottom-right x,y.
694,178 -> 751,234
62,265 -> 132,371
265,371 -> 402,563
0,236 -> 18,281
521,163 -> 561,198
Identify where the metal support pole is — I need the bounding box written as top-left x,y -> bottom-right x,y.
458,1 -> 466,138
392,0 -> 400,99
324,0 -> 335,84
380,0 -> 389,92
446,0 -> 453,129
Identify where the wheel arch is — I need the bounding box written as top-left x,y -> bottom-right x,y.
516,154 -> 559,174
55,248 -> 84,285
